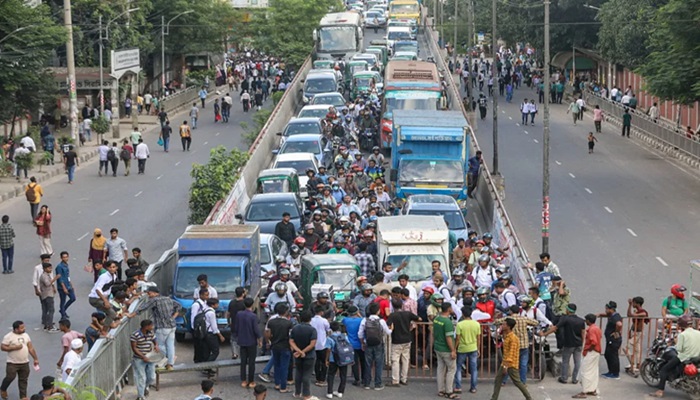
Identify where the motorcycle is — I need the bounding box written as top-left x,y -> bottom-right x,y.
360,128 -> 375,151
640,331 -> 700,400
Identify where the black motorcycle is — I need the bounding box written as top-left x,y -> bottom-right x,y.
640,331 -> 700,400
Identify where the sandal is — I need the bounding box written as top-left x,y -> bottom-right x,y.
572,394 -> 587,399
248,382 -> 257,389
469,389 -> 477,394
438,392 -> 446,397
241,381 -> 248,388
453,389 -> 462,394
279,389 -> 291,393
445,393 -> 460,399
648,393 -> 664,398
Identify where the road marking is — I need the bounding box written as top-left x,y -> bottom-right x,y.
569,173 -> 576,178
134,191 -> 143,197
109,209 -> 120,216
516,123 -> 520,127
203,141 -> 209,146
523,130 -> 528,134
175,161 -> 182,166
157,175 -> 163,180
502,110 -> 505,113
533,139 -> 539,143
508,116 -> 513,120
215,132 -> 221,136
584,188 -> 592,194
627,228 -> 638,237
656,257 -> 669,267
76,232 -> 89,241
604,206 -> 613,213
555,160 -> 562,165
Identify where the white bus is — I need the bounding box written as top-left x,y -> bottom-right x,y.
313,12 -> 363,63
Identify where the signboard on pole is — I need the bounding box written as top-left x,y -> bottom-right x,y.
111,48 -> 141,79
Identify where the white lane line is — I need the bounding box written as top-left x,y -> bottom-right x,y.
134,191 -> 143,197
656,257 -> 669,267
157,175 -> 163,180
555,160 -> 562,165
76,232 -> 89,241
533,139 -> 539,143
203,141 -> 209,146
215,132 -> 221,136
516,123 -> 520,127
109,209 -> 120,216
175,161 -> 182,166
627,228 -> 638,237
502,110 -> 505,113
604,206 -> 613,214
569,173 -> 576,178
524,130 -> 528,134
584,188 -> 592,194
508,116 -> 513,120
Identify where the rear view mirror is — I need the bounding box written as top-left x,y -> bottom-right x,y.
272,149 -> 279,155
234,213 -> 243,221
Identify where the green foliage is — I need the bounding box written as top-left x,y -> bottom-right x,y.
0,0 -> 65,123
0,160 -> 15,178
25,126 -> 41,148
55,381 -> 107,400
188,146 -> 249,224
636,0 -> 700,105
240,108 -> 272,146
186,69 -> 216,87
14,152 -> 34,171
92,116 -> 110,136
271,91 -> 284,105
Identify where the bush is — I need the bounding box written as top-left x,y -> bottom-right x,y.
14,152 -> 34,172
188,146 -> 249,224
0,160 -> 14,177
240,109 -> 272,147
271,91 -> 284,105
92,116 -> 110,136
186,69 -> 216,87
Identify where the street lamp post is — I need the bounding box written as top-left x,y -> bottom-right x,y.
162,10 -> 194,97
99,8 -> 140,113
542,0 -> 551,253
452,0 -> 458,69
491,0 -> 499,175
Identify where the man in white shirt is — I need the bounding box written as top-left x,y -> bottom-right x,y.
61,338 -> 84,381
88,261 -> 118,325
13,144 -> 31,179
20,133 -> 36,152
143,92 -> 153,114
134,139 -> 150,175
520,99 -> 530,126
82,118 -> 92,142
32,253 -> 53,307
621,94 -> 631,107
98,140 -> 110,176
610,87 -> 619,101
193,274 -> 218,300
575,97 -> 586,121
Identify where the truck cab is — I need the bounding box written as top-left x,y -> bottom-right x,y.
173,225 -> 261,341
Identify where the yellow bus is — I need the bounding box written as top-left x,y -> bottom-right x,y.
389,0 -> 420,24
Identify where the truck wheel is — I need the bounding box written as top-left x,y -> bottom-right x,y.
175,332 -> 186,342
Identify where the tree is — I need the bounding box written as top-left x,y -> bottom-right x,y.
0,0 -> 65,125
636,0 -> 700,105
188,146 -> 249,224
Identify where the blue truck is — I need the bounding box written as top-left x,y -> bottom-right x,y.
389,109 -> 470,200
173,225 -> 261,342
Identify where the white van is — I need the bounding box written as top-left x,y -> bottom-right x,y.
385,26 -> 412,54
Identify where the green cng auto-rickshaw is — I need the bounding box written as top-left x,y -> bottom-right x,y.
299,254 -> 361,319
256,168 -> 301,196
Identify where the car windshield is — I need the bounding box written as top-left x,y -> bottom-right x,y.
260,179 -> 289,193
386,254 -> 447,281
395,44 -> 417,53
318,26 -> 357,52
285,122 -> 321,136
388,31 -> 411,41
174,267 -> 239,299
391,3 -> 419,13
299,109 -> 328,119
275,160 -> 316,173
355,77 -> 374,87
281,140 -> 321,155
313,95 -> 344,107
385,93 -> 440,113
305,78 -> 337,94
408,210 -> 466,230
367,12 -> 382,18
399,159 -> 464,184
317,267 -> 358,292
354,56 -> 376,67
246,201 -> 300,221
350,65 -> 367,75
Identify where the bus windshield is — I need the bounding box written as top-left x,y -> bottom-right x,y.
385,93 -> 440,113
391,3 -> 419,14
399,159 -> 464,184
318,26 -> 357,52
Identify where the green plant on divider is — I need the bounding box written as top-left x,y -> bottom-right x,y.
271,91 -> 284,105
14,152 -> 34,174
92,116 -> 110,140
39,152 -> 54,171
56,380 -> 107,400
240,108 -> 272,147
0,160 -> 14,178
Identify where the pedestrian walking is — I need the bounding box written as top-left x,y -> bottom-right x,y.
358,302 -> 391,390
290,310 -> 318,400
214,99 -> 221,123
98,140 -> 110,176
624,296 -> 648,377
144,92 -> 153,114
87,228 -> 106,282
38,262 -> 59,331
567,100 -> 581,126
433,303 -> 458,399
454,304 -> 481,394
223,93 -> 233,123
131,319 -> 158,400
108,142 -> 119,176
63,145 -> 79,183
25,177 -> 42,220
0,216 -> 15,274
311,305 -> 330,387
134,139 -> 150,174
57,319 -> 84,369
599,301 -> 623,379
55,251 -> 76,319
254,89 -> 263,111
387,298 -> 419,386
35,205 -> 53,256
478,94 -> 487,120
621,108 -> 632,137
199,87 -> 208,108
191,289 -> 211,366
520,99 -> 529,126
576,97 -> 586,121
234,297 -> 261,388
529,99 -> 538,125
32,252 -> 52,306
120,140 -> 133,176
573,314 -> 602,398
593,105 -> 604,133
180,121 -> 192,151
103,228 -> 128,280
130,128 -> 142,152
0,321 -> 39,400
190,103 -> 199,129
267,303 -> 294,393
241,91 -> 251,112
194,379 -> 216,400
489,318 -> 533,400
587,132 -> 598,154
42,131 -> 55,165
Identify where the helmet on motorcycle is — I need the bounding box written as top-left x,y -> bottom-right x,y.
481,246 -> 492,254
363,230 -> 374,238
478,254 -> 490,264
339,146 -> 347,152
304,223 -> 315,231
313,209 -> 322,216
500,273 -> 512,282
476,287 -> 490,299
361,283 -> 373,292
372,146 -> 380,152
452,269 -> 465,277
290,244 -> 300,253
519,295 -> 533,307
274,282 -> 288,293
684,363 -> 698,377
318,165 -> 326,170
468,230 -> 478,237
339,215 -> 350,223
430,293 -> 444,307
317,291 -> 330,300
367,222 -> 377,230
334,236 -> 345,244
275,255 -> 286,264
483,232 -> 493,240
279,268 -> 291,276
349,141 -> 357,146
671,284 -> 687,300
294,237 -> 306,246
496,266 -> 508,274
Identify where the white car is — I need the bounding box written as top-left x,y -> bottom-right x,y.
260,234 -> 289,277
297,104 -> 332,120
386,26 -> 412,51
310,92 -> 348,114
276,134 -> 325,166
272,152 -> 320,199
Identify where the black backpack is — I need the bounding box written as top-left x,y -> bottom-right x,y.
192,303 -> 212,340
107,148 -> 116,161
120,148 -> 130,161
364,317 -> 382,346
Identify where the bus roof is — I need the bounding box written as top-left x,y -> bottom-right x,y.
384,60 -> 441,91
320,12 -> 362,26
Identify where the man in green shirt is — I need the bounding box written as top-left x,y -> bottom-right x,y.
433,303 -> 458,399
551,277 -> 570,350
455,305 -> 481,393
622,108 -> 632,137
661,284 -> 689,319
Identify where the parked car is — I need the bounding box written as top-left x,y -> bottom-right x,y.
236,193 -> 304,235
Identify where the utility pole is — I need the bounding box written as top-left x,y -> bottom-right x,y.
452,0 -> 458,69
64,0 -> 79,142
542,0 -> 551,253
491,0 -> 499,175
466,0 -> 474,111
98,16 -> 104,113
161,15 -> 166,97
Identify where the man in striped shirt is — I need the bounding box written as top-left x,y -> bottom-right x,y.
131,319 -> 158,400
134,287 -> 181,370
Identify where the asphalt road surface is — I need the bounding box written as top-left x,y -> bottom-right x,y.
0,93 -> 256,394
469,82 -> 700,314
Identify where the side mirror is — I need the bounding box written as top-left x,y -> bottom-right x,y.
312,29 -> 318,42
276,132 -> 283,136
390,169 -> 398,182
234,213 -> 243,221
272,149 -> 279,155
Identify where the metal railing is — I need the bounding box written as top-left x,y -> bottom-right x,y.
160,86 -> 200,115
581,90 -> 700,161
64,248 -> 178,399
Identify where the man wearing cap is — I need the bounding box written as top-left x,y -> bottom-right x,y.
540,303 -> 585,384
550,276 -> 570,351
61,339 -> 84,381
467,241 -> 485,270
649,315 -> 700,398
134,286 -> 181,370
274,212 -> 296,248
598,301 -> 623,379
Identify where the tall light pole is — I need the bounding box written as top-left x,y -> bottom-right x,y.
99,8 -> 140,113
452,0 -> 458,69
466,0 -> 474,110
542,0 -> 551,253
162,10 -> 194,96
491,0 -> 499,175
65,0 -> 79,142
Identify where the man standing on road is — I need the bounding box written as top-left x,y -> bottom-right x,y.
160,121 -> 172,153
496,305 -> 538,384
55,251 -> 76,319
275,213 -> 296,248
180,121 -> 192,151
0,215 -> 15,274
235,297 -> 261,388
621,108 -> 632,138
130,319 -> 158,400
358,302 -> 391,390
190,103 -> 200,129
63,145 -> 79,184
134,139 -> 150,175
0,321 -> 39,400
454,305 -> 481,394
222,93 -> 233,123
489,318 -> 533,400
104,228 -> 128,280
134,286 -> 181,370
199,87 -> 208,109
624,296 -> 648,377
32,253 -> 52,305
599,301 -> 623,379
290,310 -> 317,400
574,313 -> 602,398
434,302 -> 457,399
157,108 -> 169,128
387,298 -> 419,386
540,303 -> 585,384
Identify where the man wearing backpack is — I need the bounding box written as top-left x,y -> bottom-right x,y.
358,302 -> 392,390
24,177 -> 43,220
386,298 -> 420,386
191,288 -> 211,364
108,142 -> 119,177
120,141 -> 132,176
180,120 -> 192,151
325,321 -> 353,399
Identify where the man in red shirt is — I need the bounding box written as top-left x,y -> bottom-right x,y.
373,289 -> 391,320
574,314 -> 602,398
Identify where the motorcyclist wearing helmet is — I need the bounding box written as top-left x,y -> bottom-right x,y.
266,281 -> 297,313
368,146 -> 384,166
311,210 -> 328,235
352,283 -> 376,317
467,240 -> 486,270
312,291 -> 337,321
474,286 -> 496,322
286,243 -> 310,270
329,182 -> 346,204
342,115 -> 355,134
649,315 -> 700,399
427,293 -> 445,322
340,175 -> 360,199
482,232 -> 509,256
353,166 -> 370,191
447,268 -> 474,298
518,295 -> 552,327
351,152 -> 369,172
347,141 -> 360,158
471,254 -> 496,289
320,186 -> 337,209
317,165 -> 329,185
662,284 -> 689,319
306,168 -> 323,195
494,281 -> 518,313
365,159 -> 385,182
358,112 -> 378,145
301,223 -> 324,252
327,236 -> 349,254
